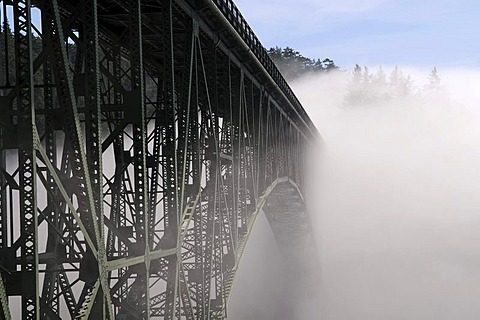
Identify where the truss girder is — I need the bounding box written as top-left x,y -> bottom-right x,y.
0,0 -> 318,318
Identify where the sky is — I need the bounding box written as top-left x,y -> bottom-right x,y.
234,0 -> 480,69
7,1 -> 479,69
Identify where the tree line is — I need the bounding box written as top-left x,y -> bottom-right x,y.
265,46 -> 443,107
344,64 -> 442,106
267,46 -> 339,80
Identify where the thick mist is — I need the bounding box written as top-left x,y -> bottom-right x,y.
303,68 -> 480,319
230,68 -> 480,319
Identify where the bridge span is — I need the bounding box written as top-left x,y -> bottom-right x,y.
0,0 -> 319,318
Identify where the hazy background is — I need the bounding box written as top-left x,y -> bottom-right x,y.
230,68 -> 480,319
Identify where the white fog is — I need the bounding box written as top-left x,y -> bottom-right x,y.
230,68 -> 480,319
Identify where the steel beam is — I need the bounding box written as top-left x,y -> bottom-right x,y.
0,0 -> 319,318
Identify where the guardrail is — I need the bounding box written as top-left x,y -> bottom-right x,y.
211,0 -> 312,129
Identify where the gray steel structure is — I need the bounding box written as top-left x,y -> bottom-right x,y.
0,0 -> 319,318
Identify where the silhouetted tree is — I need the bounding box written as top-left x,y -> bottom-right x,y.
267,46 -> 283,61
427,67 -> 441,90
323,58 -> 339,72
267,46 -> 339,80
352,64 -> 363,83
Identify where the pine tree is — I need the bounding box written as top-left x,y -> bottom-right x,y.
344,64 -> 366,105
323,58 -> 339,72
345,65 -> 419,106
374,66 -> 386,85
267,46 -> 283,61
427,67 -> 441,90
389,66 -> 401,88
352,64 -> 363,83
313,59 -> 323,71
389,66 -> 410,98
373,66 -> 388,101
267,46 -> 339,80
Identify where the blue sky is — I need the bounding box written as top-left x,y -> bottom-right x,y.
3,1 -> 478,70
234,0 -> 480,69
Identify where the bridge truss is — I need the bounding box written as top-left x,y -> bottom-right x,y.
0,0 -> 319,318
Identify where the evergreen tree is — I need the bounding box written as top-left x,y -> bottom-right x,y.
323,58 -> 339,72
373,66 -> 388,101
352,64 -> 363,83
388,66 -> 412,98
344,65 -> 422,106
344,64 -> 366,105
389,66 -> 401,89
267,46 -> 339,80
313,59 -> 324,71
399,74 -> 413,97
267,46 -> 283,61
427,67 -> 441,90
374,66 -> 386,86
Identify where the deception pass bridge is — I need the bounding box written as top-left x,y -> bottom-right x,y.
0,0 -> 319,318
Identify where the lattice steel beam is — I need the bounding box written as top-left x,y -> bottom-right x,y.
0,0 -> 319,318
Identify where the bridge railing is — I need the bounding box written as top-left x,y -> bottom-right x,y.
211,0 -> 313,132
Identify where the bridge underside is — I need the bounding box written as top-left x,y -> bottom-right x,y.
231,177 -> 320,319
263,178 -> 320,311
0,0 -> 318,318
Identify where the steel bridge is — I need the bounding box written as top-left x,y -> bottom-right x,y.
0,0 -> 319,318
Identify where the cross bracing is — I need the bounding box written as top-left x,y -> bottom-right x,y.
0,0 -> 319,318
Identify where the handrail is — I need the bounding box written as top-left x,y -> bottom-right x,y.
210,0 -> 314,131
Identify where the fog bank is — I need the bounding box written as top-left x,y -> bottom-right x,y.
299,68 -> 480,319
229,68 -> 480,319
